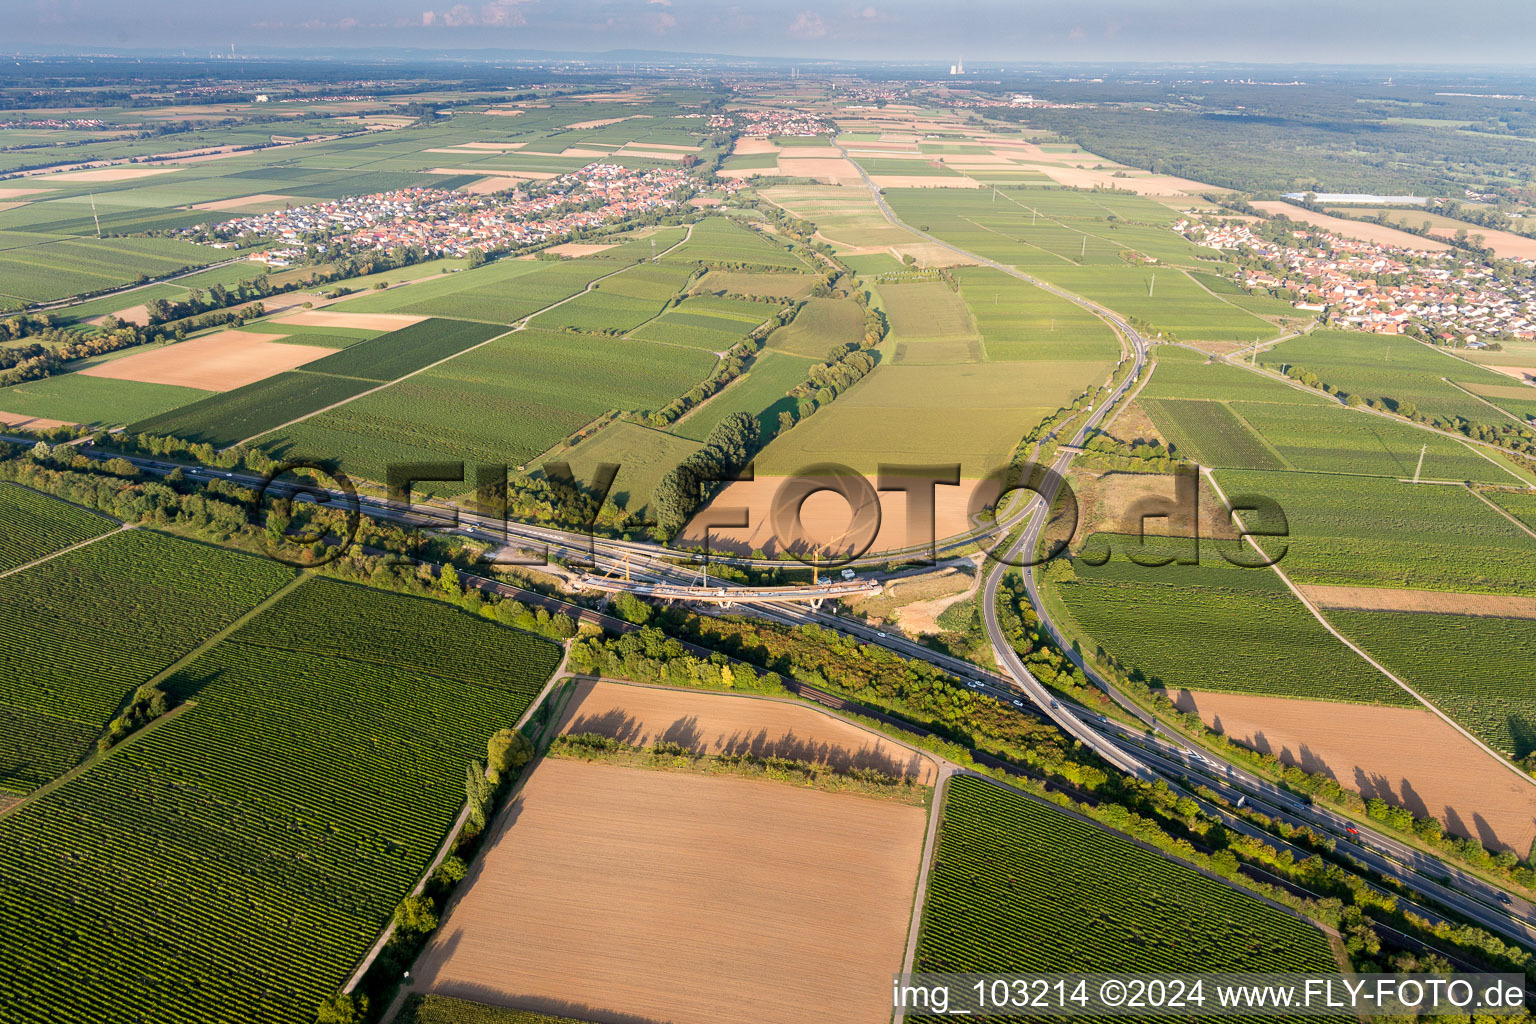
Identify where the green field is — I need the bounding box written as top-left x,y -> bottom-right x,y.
0,484 -> 116,573
1051,549 -> 1408,705
300,318 -> 507,382
956,266 -> 1120,362
879,280 -> 978,342
0,530 -> 294,794
1259,330 -> 1526,424
629,293 -> 780,352
1218,470 -> 1536,595
1143,398 -> 1287,470
402,997 -> 589,1024
693,269 -> 818,299
264,329 -> 719,486
766,298 -> 864,359
673,350 -> 811,445
1325,609 -> 1536,760
552,419 -> 702,517
128,370 -> 379,447
0,235 -> 223,305
0,577 -> 561,1024
0,374 -> 213,427
758,359 -> 1107,476
662,216 -> 807,269
329,258 -> 623,324
882,188 -> 1277,342
916,777 -> 1341,988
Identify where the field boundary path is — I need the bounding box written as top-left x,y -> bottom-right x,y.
1200,465 -> 1536,789
349,645 -> 572,1008
894,762 -> 956,1024
0,699 -> 198,822
233,221 -> 697,449
0,520 -> 133,579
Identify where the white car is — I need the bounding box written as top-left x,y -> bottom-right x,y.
875,631 -> 887,638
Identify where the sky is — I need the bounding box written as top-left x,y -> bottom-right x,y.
8,0 -> 1536,64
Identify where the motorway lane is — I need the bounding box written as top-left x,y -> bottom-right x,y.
831,152 -> 1536,946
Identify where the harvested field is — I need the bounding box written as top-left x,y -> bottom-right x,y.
46,167 -> 181,182
97,304 -> 147,327
556,679 -> 938,782
190,193 -> 300,212
458,176 -> 525,195
776,157 -> 863,182
891,241 -> 984,267
483,108 -> 525,116
1301,584 -> 1536,618
272,311 -> 425,331
557,147 -> 612,158
1169,689 -> 1536,854
1251,202 -> 1451,251
0,410 -> 73,431
732,138 -> 779,155
617,146 -> 688,160
563,116 -> 635,129
412,757 -> 925,1024
681,474 -> 998,557
869,174 -> 983,188
541,242 -> 615,257
845,567 -> 977,633
1486,365 -> 1536,383
0,187 -> 54,198
78,330 -> 335,391
1032,166 -> 1211,195
428,167 -> 556,180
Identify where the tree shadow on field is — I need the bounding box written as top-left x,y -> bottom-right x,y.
658,715 -> 705,752
716,725 -> 925,779
563,708 -> 645,746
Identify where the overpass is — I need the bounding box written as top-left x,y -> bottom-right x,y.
578,573 -> 881,609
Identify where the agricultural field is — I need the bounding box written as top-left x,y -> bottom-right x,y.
760,183 -> 920,249
529,262 -> 694,333
879,279 -> 980,349
0,484 -> 116,573
673,350 -> 811,444
693,269 -> 818,299
0,234 -> 223,305
127,370 -> 378,447
758,358 -> 1107,476
297,318 -> 506,382
1258,330 -> 1527,424
1051,550 -> 1409,705
550,420 -> 701,517
1170,689 -> 1536,854
0,373 -> 213,428
1217,469 -> 1536,595
410,749 -> 926,1024
1484,486 -> 1536,531
263,329 -> 719,487
956,266 -> 1120,362
0,529 -> 294,795
766,297 -> 865,359
1324,609 -> 1536,763
328,257 -> 627,324
630,293 -> 781,352
402,998 -> 589,1024
882,187 -> 1278,342
661,216 -> 808,270
0,577 -> 561,1024
1142,398 -> 1287,470
916,777 -> 1341,980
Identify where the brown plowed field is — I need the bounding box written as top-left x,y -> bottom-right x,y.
1168,689 -> 1536,853
272,310 -> 423,330
1251,202 -> 1451,251
412,756 -> 926,1024
0,411 -> 74,431
557,679 -> 938,782
680,473 -> 997,557
78,330 -> 334,391
1299,584 -> 1536,618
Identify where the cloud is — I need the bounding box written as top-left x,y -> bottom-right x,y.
788,10 -> 826,37
1068,25 -> 1085,40
420,0 -> 533,28
649,10 -> 676,33
648,0 -> 671,6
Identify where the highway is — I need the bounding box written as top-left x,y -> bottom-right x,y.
9,164 -> 1536,952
